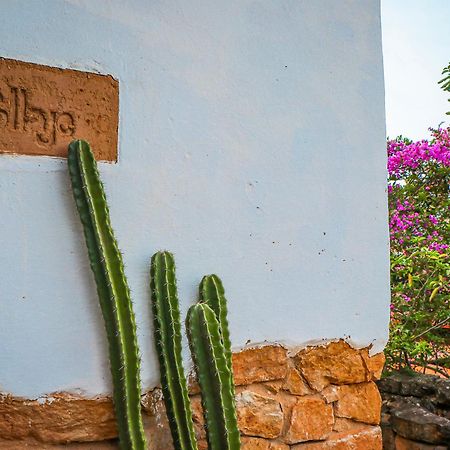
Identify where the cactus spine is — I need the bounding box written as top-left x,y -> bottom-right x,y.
187,303 -> 240,450
68,140 -> 146,450
150,251 -> 198,450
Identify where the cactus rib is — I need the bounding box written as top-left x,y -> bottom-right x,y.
150,251 -> 198,450
68,140 -> 146,450
186,303 -> 240,450
199,275 -> 233,373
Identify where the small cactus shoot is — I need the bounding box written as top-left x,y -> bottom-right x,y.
67,140 -> 147,450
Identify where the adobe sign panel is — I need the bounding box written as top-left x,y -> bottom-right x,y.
0,58 -> 118,161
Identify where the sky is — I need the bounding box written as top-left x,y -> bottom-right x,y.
381,0 -> 450,140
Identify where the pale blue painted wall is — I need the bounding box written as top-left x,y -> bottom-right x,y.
0,0 -> 389,398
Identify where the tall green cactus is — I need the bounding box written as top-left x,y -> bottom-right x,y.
198,275 -> 233,373
68,140 -> 147,450
186,303 -> 240,450
150,251 -> 198,450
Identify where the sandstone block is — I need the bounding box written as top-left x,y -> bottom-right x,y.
233,346 -> 288,386
0,439 -> 119,449
284,396 -> 334,444
294,341 -> 368,391
362,352 -> 386,381
241,437 -> 270,449
236,391 -> 283,439
241,437 -> 289,449
0,393 -> 117,443
263,381 -> 284,394
333,418 -> 370,433
334,382 -> 382,425
321,385 -> 340,404
268,443 -> 290,450
290,425 -> 382,449
283,366 -> 314,396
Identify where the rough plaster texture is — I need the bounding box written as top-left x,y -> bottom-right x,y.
0,0 -> 389,398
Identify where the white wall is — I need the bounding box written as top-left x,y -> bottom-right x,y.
0,0 -> 389,398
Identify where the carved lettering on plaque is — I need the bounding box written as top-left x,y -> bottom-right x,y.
0,58 -> 118,161
0,85 -> 76,145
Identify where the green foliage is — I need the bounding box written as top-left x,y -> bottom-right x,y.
68,140 -> 147,450
386,129 -> 450,377
387,248 -> 450,376
186,303 -> 240,450
150,251 -> 198,450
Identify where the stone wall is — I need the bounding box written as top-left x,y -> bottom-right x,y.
0,341 -> 384,449
378,372 -> 450,450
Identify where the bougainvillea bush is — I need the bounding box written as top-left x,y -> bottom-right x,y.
386,127 -> 450,376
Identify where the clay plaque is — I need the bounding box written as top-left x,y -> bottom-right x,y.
0,58 -> 118,161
